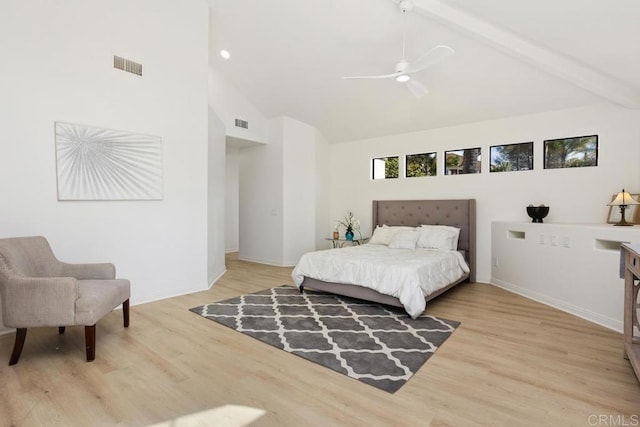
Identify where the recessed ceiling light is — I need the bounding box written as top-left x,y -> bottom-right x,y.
220,50 -> 230,60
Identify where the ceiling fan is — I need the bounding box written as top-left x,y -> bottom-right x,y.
342,0 -> 454,98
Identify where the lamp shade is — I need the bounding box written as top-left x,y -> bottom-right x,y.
608,190 -> 640,206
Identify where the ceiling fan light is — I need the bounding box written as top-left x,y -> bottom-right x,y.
396,74 -> 410,83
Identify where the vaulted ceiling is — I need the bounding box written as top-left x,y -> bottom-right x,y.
208,0 -> 640,143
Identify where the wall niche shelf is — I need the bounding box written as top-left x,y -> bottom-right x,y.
507,230 -> 526,240
594,238 -> 631,252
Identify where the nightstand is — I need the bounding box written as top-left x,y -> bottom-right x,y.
325,237 -> 370,248
621,243 -> 640,383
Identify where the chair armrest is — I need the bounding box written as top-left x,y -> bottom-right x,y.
0,275 -> 78,327
60,262 -> 115,280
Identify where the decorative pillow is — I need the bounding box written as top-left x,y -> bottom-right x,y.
417,225 -> 460,251
369,225 -> 415,245
388,229 -> 420,249
385,224 -> 415,234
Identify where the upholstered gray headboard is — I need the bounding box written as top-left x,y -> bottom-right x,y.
372,199 -> 476,282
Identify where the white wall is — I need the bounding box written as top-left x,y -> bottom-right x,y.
327,104 -> 640,283
208,67 -> 268,144
238,116 -> 325,266
239,120 -> 285,265
208,56 -> 271,256
207,108 -> 227,284
282,117 -> 318,265
225,145 -> 240,252
314,131 -> 332,251
0,0 -> 211,326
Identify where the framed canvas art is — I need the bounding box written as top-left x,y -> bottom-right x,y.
55,122 -> 163,200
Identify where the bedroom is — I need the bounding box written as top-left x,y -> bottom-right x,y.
1,0 -> 639,425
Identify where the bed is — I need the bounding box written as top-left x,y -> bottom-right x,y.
292,199 -> 476,318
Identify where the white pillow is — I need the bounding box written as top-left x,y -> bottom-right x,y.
388,229 -> 420,249
369,226 -> 392,245
369,225 -> 414,245
417,225 -> 460,251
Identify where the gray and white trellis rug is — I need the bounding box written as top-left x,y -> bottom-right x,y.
189,286 -> 459,393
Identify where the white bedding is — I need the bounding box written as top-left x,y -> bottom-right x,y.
291,244 -> 470,319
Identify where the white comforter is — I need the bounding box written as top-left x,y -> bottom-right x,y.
291,244 -> 470,319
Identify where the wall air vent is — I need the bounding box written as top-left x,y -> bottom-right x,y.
234,119 -> 249,129
113,55 -> 142,76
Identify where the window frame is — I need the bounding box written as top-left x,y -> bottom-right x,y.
371,156 -> 400,180
444,147 -> 482,175
489,141 -> 534,173
405,152 -> 437,178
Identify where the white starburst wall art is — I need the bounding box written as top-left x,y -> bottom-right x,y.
55,122 -> 163,200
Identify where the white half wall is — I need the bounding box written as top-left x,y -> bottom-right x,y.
0,0 -> 211,329
327,104 -> 640,284
491,221 -> 640,332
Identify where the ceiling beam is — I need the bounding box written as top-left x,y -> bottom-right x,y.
410,0 -> 640,108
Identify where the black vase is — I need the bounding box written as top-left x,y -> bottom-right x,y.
345,229 -> 354,241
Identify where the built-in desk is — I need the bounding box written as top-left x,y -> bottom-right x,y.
621,243 -> 640,383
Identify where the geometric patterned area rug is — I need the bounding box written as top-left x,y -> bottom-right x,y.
189,286 -> 460,393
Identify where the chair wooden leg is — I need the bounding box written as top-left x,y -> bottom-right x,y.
9,328 -> 27,366
123,299 -> 130,328
58,326 -> 66,334
84,325 -> 96,362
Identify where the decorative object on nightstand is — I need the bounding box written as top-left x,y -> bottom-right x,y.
345,227 -> 354,241
336,212 -> 360,241
607,189 -> 640,226
526,204 -> 549,223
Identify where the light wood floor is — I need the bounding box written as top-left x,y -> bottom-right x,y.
1,253 -> 639,426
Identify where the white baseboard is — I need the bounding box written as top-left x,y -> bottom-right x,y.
208,269 -> 227,288
237,255 -> 295,268
491,278 -> 622,333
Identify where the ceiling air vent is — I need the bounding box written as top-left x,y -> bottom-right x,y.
113,55 -> 142,76
234,119 -> 249,129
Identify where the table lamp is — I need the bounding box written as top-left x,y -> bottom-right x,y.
608,189 -> 640,226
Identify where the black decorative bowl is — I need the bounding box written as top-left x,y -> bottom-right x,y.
527,206 -> 549,223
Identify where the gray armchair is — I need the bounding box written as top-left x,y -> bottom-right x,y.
0,236 -> 130,365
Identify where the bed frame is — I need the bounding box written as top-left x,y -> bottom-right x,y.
300,199 -> 476,309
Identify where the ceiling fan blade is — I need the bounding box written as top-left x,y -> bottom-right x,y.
407,45 -> 454,74
342,71 -> 401,80
406,79 -> 429,98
